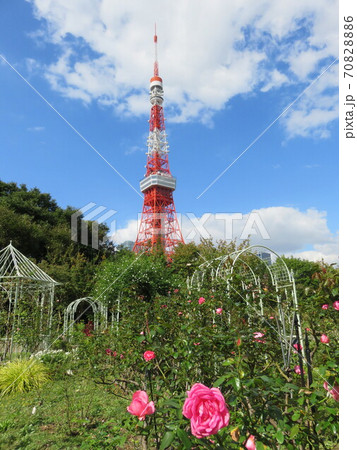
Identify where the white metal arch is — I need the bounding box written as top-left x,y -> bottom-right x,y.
189,256 -> 225,290
189,245 -> 304,370
216,254 -> 259,286
63,297 -> 108,335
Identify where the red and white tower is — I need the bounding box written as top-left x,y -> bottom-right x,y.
133,30 -> 184,255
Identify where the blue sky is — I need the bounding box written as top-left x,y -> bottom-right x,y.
0,0 -> 339,262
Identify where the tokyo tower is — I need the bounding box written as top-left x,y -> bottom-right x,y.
133,30 -> 184,255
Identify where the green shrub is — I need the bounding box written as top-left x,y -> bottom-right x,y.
0,358 -> 50,395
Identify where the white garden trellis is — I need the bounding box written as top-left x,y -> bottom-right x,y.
188,245 -> 304,371
63,297 -> 108,335
0,242 -> 58,358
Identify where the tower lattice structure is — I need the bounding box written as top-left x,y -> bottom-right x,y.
133,31 -> 184,255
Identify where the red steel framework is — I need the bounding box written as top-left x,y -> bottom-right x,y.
133,30 -> 184,256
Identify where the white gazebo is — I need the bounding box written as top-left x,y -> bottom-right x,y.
0,242 -> 58,358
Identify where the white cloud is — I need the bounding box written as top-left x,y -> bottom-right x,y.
110,206 -> 338,263
282,63 -> 338,139
112,219 -> 139,243
124,144 -> 145,156
261,69 -> 289,92
28,0 -> 338,136
290,247 -> 338,265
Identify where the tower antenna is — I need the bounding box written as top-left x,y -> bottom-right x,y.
154,24 -> 159,77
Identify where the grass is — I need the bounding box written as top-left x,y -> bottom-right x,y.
0,358 -> 50,395
0,372 -> 141,449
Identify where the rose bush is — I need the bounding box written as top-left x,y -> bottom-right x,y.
65,250 -> 338,449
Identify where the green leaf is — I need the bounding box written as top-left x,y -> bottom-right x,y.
256,442 -> 265,450
276,430 -> 284,444
163,399 -> 181,409
282,383 -> 299,392
290,424 -> 299,439
227,377 -> 241,390
292,412 -> 300,421
310,393 -> 317,404
160,431 -> 175,450
260,375 -> 272,383
213,374 -> 230,387
222,358 -> 235,366
199,439 -> 216,449
176,428 -> 192,449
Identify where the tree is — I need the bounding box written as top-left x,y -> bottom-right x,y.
0,180 -> 115,306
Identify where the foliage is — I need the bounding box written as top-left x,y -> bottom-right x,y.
0,181 -> 117,357
0,358 -> 50,395
0,180 -> 113,260
92,251 -> 178,307
0,180 -> 115,307
0,368 -> 132,449
0,206 -> 339,450
69,249 -> 338,449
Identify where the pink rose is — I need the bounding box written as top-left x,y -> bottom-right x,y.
237,337 -> 242,347
127,390 -> 155,420
323,382 -> 339,401
269,316 -> 274,320
193,342 -> 200,346
294,365 -> 304,375
216,308 -> 223,315
253,331 -> 266,343
333,300 -> 339,311
183,383 -> 230,438
253,332 -> 265,339
245,434 -> 256,450
174,289 -> 179,293
322,304 -> 329,310
112,351 -> 117,357
320,334 -> 330,344
178,311 -> 183,316
293,343 -> 302,352
105,348 -> 112,355
198,297 -> 205,305
143,351 -> 156,361
120,354 -> 124,359
330,385 -> 339,402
